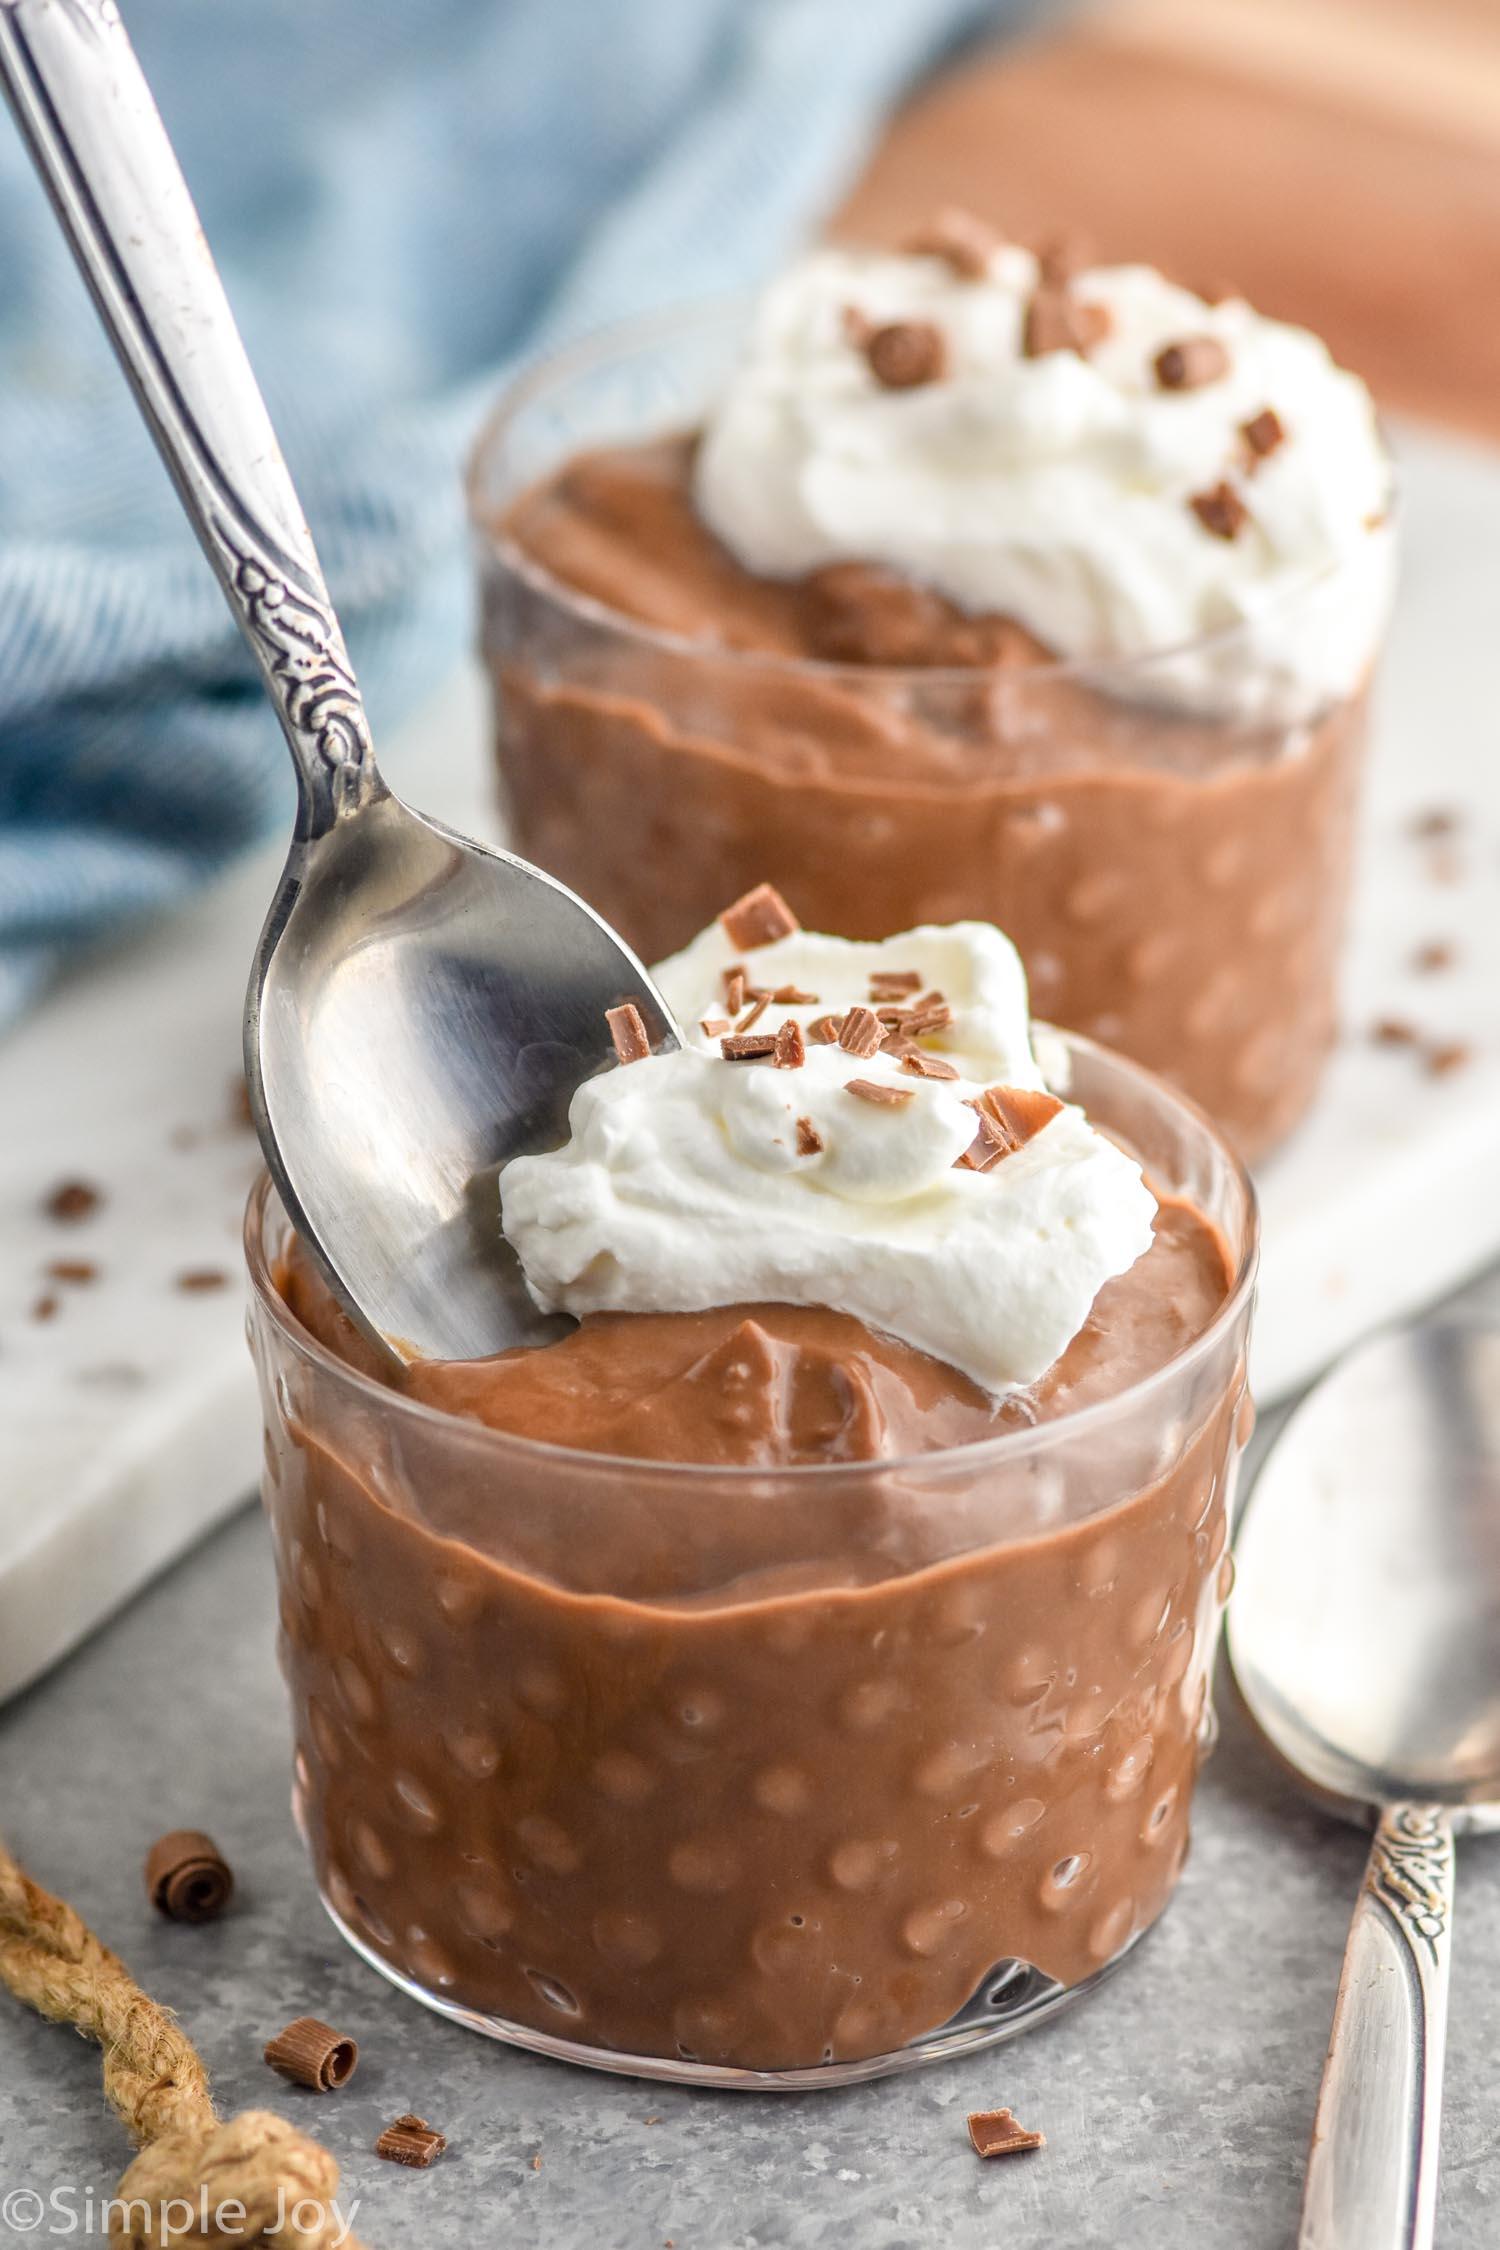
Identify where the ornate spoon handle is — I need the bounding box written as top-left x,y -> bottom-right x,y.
1299,1802 -> 1455,2250
0,0 -> 380,839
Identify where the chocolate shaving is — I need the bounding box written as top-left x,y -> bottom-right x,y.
1413,940 -> 1455,974
736,993 -> 771,1033
901,1053 -> 961,1081
46,1259 -> 99,1284
795,1116 -> 824,1156
1036,231 -> 1091,285
175,1268 -> 230,1293
230,1074 -> 256,1130
880,1031 -> 919,1058
45,1179 -> 101,1224
145,1829 -> 234,1923
263,2016 -> 359,2092
903,206 -> 1000,279
968,2108 -> 1045,2158
1410,807 -> 1459,840
1426,1040 -> 1472,1078
31,1294 -> 60,1323
865,320 -> 948,391
1241,407 -> 1286,462
1153,336 -> 1231,391
868,970 -> 922,997
1371,1016 -> 1420,1047
957,1083 -> 1063,1169
607,1002 -> 652,1066
841,303 -> 874,350
700,1016 -> 731,1038
375,2114 -> 447,2169
837,1005 -> 884,1058
720,1033 -> 778,1062
807,1015 -> 842,1045
1023,289 -> 1111,359
724,966 -> 748,1015
844,1078 -> 916,1107
1190,481 -> 1249,540
772,984 -> 819,1005
719,883 -> 800,951
774,1021 -> 806,1069
903,992 -> 954,1036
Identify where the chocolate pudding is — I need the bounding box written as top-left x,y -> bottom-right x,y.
472,241 -> 1392,1159
250,914 -> 1256,2080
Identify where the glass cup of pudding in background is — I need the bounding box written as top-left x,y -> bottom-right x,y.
247,1030 -> 1256,2089
466,304 -> 1392,1164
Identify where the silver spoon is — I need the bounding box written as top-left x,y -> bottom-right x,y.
1229,1320 -> 1500,2250
0,0 -> 678,1361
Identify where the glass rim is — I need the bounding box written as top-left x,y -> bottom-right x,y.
464,293 -> 1398,698
244,1025 -> 1259,1489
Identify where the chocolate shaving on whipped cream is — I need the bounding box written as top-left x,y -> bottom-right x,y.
1154,336 -> 1230,390
903,206 -> 1000,279
719,883 -> 799,951
606,1003 -> 651,1065
865,320 -> 948,391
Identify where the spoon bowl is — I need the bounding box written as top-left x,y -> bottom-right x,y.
1229,1318 -> 1500,2250
1232,1320 -> 1500,1821
0,0 -> 679,1362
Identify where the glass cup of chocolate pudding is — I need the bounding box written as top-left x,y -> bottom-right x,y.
247,1025 -> 1256,2090
467,260 -> 1394,1165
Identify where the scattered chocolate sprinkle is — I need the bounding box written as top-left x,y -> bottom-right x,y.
736,993 -> 771,1034
957,1111 -> 1014,1172
1371,1016 -> 1420,1047
375,2114 -> 447,2168
700,1016 -> 731,1038
1023,288 -> 1111,359
1036,231 -> 1091,285
807,1015 -> 842,1045
1242,407 -> 1286,461
968,2108 -> 1045,2158
1426,1040 -> 1472,1078
46,1259 -> 98,1285
880,1031 -> 919,1058
1154,336 -> 1230,391
45,1179 -> 101,1224
837,1005 -> 884,1059
719,883 -> 800,951
532,2153 -> 543,2173
1413,940 -> 1455,974
774,1021 -> 806,1070
772,984 -> 819,1005
31,1294 -> 60,1323
845,1078 -> 916,1108
720,1033 -> 779,1062
904,206 -> 1000,279
1410,807 -> 1460,840
607,1001 -> 652,1065
796,1116 -> 824,1156
175,1268 -> 230,1294
145,1830 -> 234,1923
869,970 -> 922,997
865,319 -> 948,391
263,2016 -> 359,2093
1190,481 -> 1249,540
902,1052 -> 961,1081
723,967 -> 748,1015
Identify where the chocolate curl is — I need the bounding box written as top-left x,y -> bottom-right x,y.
606,1002 -> 651,1065
145,1831 -> 234,1924
968,2107 -> 1046,2158
263,2015 -> 359,2093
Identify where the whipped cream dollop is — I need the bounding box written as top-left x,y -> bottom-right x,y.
693,240 -> 1394,718
499,916 -> 1157,1397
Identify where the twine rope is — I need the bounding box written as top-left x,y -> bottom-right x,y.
0,1839 -> 369,2249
